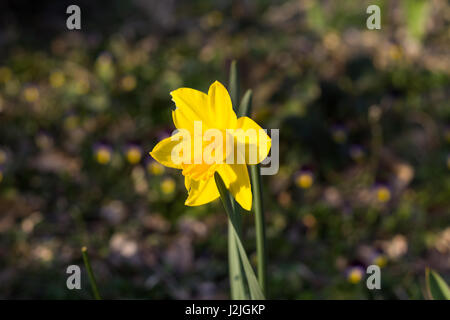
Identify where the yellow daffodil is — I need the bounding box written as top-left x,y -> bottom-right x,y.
150,81 -> 271,210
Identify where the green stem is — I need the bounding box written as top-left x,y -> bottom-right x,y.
229,60 -> 240,113
228,200 -> 246,299
240,88 -> 267,296
250,164 -> 267,295
239,89 -> 253,117
81,246 -> 102,300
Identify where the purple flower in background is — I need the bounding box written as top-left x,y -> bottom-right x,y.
93,143 -> 112,165
346,265 -> 364,284
373,183 -> 391,203
125,143 -> 142,165
295,169 -> 314,189
157,129 -> 172,141
349,144 -> 365,162
146,158 -> 165,176
331,124 -> 347,144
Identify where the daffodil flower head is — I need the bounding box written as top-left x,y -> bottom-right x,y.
150,81 -> 272,211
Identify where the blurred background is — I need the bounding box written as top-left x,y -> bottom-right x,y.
0,0 -> 449,299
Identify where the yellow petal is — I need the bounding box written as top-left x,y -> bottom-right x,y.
235,116 -> 271,164
185,176 -> 220,206
217,163 -> 252,211
184,175 -> 191,190
207,81 -> 237,130
149,133 -> 184,169
171,88 -> 210,132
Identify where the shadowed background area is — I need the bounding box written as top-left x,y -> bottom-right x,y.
0,0 -> 449,299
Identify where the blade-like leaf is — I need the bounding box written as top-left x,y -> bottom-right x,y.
239,89 -> 253,117
228,60 -> 240,114
228,219 -> 248,299
229,216 -> 265,300
215,173 -> 265,300
426,268 -> 450,300
214,172 -> 247,299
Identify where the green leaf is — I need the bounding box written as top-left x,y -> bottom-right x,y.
239,89 -> 253,117
218,180 -> 247,299
229,215 -> 265,300
228,60 -> 240,113
215,173 -> 265,300
228,214 -> 248,299
426,268 -> 450,300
